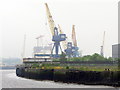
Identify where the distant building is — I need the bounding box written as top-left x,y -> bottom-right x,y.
112,44 -> 120,58
33,45 -> 52,58
34,46 -> 52,54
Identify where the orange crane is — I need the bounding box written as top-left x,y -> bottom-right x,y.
71,25 -> 79,57
63,25 -> 79,57
72,25 -> 77,47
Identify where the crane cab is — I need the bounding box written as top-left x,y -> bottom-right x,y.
52,34 -> 66,42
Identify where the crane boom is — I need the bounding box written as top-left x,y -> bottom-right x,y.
45,3 -> 55,36
58,24 -> 63,34
58,24 -> 67,50
100,31 -> 105,56
72,25 -> 77,47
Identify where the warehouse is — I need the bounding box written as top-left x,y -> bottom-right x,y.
112,44 -> 120,58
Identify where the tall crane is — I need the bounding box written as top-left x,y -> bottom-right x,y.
100,31 -> 105,57
64,25 -> 80,58
45,3 -> 66,58
72,25 -> 77,47
72,25 -> 79,57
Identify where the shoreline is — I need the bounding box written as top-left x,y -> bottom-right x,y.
16,68 -> 120,87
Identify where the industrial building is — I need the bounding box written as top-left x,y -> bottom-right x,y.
112,44 -> 120,58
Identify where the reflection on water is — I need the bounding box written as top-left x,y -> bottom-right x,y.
1,70 -> 115,88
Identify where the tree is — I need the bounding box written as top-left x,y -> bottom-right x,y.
82,55 -> 91,61
107,57 -> 113,61
90,53 -> 105,61
60,52 -> 67,61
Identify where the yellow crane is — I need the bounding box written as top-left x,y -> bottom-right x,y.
45,3 -> 55,36
58,24 -> 67,50
45,3 -> 66,58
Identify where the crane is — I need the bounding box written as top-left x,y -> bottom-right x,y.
58,24 -> 67,50
100,31 -> 105,57
64,25 -> 80,58
45,3 -> 66,58
58,24 -> 73,58
72,25 -> 77,47
71,25 -> 79,57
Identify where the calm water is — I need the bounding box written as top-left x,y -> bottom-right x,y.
0,70 -> 117,88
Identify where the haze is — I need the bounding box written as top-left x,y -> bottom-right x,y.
0,0 -> 119,58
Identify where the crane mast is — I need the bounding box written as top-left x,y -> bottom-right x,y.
100,31 -> 105,57
71,25 -> 79,57
72,25 -> 77,47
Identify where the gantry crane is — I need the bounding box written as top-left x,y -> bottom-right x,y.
65,42 -> 73,58
62,25 -> 79,58
45,3 -> 66,58
58,24 -> 67,50
58,24 -> 73,57
100,31 -> 105,57
71,25 -> 79,57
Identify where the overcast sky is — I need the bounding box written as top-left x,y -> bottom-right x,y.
0,0 -> 119,58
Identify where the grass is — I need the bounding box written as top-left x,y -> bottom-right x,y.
30,63 -> 119,72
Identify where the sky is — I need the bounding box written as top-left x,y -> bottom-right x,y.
0,0 -> 119,58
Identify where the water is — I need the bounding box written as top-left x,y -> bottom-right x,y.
0,70 -> 117,88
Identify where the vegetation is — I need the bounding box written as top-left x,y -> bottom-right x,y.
52,53 -> 115,62
117,58 -> 120,69
30,53 -> 120,71
31,63 -> 40,68
30,63 -> 119,71
59,52 -> 67,61
67,53 -> 113,61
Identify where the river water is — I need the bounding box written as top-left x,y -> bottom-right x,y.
0,70 -> 118,89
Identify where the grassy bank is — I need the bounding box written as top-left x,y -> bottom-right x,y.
30,63 -> 119,72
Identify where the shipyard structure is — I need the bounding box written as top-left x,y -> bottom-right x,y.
23,3 -> 80,64
16,3 -> 120,87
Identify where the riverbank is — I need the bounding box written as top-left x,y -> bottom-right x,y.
16,67 -> 120,87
